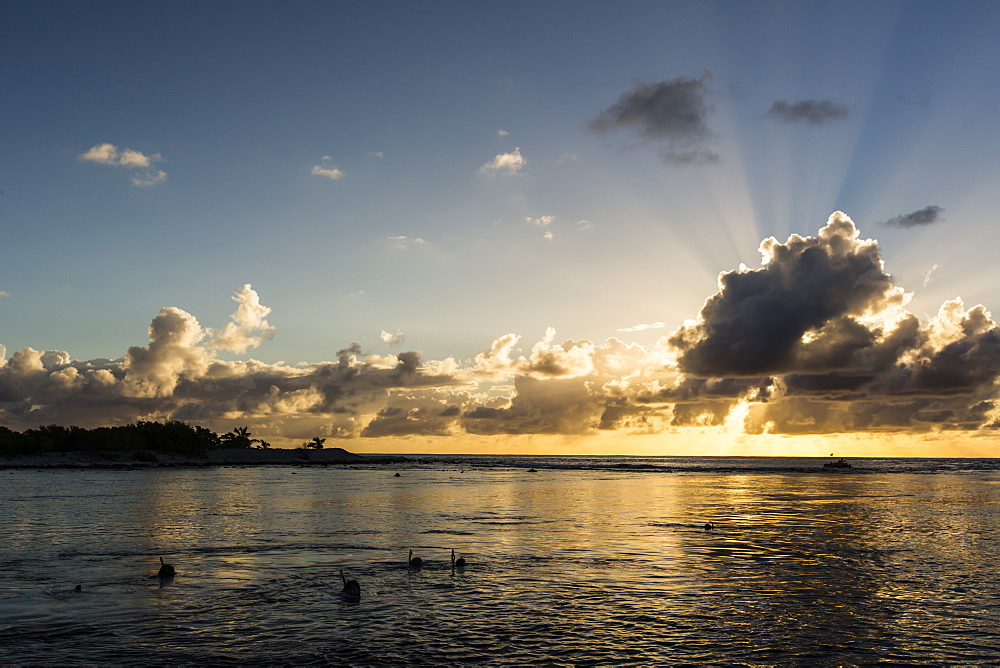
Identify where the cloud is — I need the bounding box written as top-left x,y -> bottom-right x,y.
670,212 -> 905,377
879,205 -> 944,229
661,211 -> 1000,435
79,143 -> 167,187
498,130 -> 509,136
5,213 -> 1000,442
124,307 -> 211,398
479,147 -> 525,175
385,235 -> 427,250
590,74 -> 721,164
380,329 -> 405,346
311,161 -> 345,180
765,99 -> 851,125
524,216 -> 556,240
206,284 -> 275,354
131,170 -> 168,188
0,290 -> 9,297
79,143 -> 161,168
923,264 -> 940,287
619,322 -> 665,333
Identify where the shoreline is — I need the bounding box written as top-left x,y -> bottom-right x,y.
0,447 -> 411,469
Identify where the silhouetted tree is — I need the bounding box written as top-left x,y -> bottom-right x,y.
221,426 -> 255,449
308,436 -> 326,450
0,420 -> 221,458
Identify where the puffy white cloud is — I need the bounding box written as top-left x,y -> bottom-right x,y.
124,307 -> 211,398
206,284 -> 275,354
311,164 -> 345,180
471,333 -> 520,380
518,328 -> 595,379
479,147 -> 525,175
380,329 -> 405,346
79,143 -> 162,167
79,143 -> 167,187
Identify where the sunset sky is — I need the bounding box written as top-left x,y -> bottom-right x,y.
4,1 -> 1000,456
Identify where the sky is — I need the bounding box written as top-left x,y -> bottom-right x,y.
3,0 -> 1000,456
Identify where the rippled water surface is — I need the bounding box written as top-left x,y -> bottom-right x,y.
3,457 -> 1000,664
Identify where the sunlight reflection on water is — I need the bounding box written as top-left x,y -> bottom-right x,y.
2,463 -> 1000,664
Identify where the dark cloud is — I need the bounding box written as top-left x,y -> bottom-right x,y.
670,213 -> 905,377
879,205 -> 944,228
590,74 -> 720,164
659,149 -> 723,166
664,213 -> 1000,435
765,99 -> 851,125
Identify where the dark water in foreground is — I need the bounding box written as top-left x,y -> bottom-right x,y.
2,456 -> 1000,665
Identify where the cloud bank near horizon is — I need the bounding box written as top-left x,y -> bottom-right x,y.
3,213 -> 999,443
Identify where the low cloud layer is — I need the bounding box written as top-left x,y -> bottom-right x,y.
4,213 -> 1000,443
879,205 -> 944,228
590,75 -> 721,165
765,99 -> 851,125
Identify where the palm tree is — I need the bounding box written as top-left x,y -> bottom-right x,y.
221,426 -> 254,448
308,436 -> 326,450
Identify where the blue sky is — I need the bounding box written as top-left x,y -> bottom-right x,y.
4,1 -> 1000,454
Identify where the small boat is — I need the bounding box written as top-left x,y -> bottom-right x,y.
823,458 -> 853,469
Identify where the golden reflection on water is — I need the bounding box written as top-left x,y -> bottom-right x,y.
5,465 -> 1000,664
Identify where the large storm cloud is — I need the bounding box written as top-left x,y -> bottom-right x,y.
664,212 -> 1000,434
3,214 -> 1000,442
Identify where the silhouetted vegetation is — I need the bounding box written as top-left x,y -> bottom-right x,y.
0,420 -> 222,459
220,426 -> 273,449
296,436 -> 327,450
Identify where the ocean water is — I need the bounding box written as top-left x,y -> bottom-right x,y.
2,456 -> 1000,665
